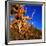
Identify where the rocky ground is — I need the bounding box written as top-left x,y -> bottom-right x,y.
9,24 -> 42,40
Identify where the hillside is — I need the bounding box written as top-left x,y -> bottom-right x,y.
9,24 -> 42,40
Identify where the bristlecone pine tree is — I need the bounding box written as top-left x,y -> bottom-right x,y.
9,4 -> 42,40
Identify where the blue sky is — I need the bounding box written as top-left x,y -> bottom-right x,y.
24,4 -> 42,30
9,4 -> 42,30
